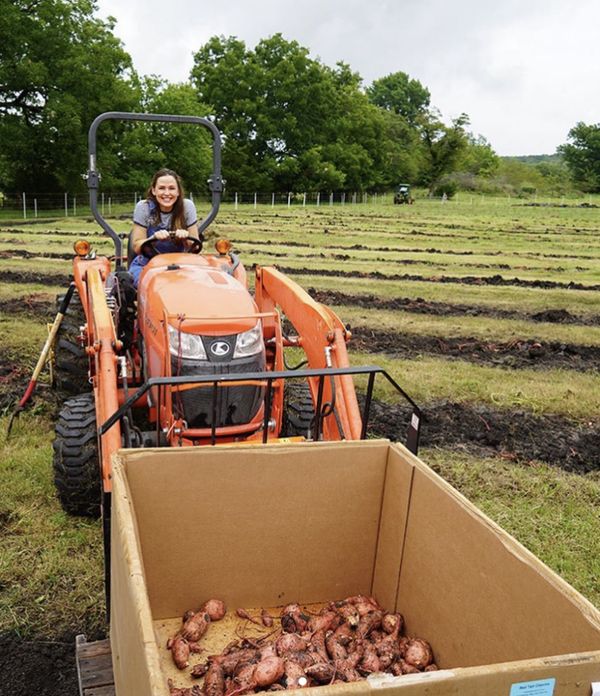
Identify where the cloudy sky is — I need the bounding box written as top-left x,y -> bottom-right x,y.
95,0 -> 600,156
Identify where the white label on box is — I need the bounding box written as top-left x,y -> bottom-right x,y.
368,670 -> 454,689
509,678 -> 555,696
591,682 -> 600,696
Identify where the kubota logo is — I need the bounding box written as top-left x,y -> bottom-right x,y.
210,341 -> 231,357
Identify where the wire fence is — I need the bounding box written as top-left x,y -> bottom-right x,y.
0,189 -> 597,221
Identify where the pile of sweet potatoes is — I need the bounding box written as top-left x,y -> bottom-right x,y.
167,595 -> 436,696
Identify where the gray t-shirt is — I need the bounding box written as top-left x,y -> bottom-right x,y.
133,198 -> 197,230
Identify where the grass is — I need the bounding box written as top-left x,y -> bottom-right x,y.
0,414 -> 104,640
425,447 -> 600,607
351,352 -> 600,420
337,304 -> 600,346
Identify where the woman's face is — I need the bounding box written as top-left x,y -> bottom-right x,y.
152,175 -> 180,211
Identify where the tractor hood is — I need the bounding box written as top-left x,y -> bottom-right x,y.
138,257 -> 259,335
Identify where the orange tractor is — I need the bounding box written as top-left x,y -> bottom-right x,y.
51,113 -> 422,573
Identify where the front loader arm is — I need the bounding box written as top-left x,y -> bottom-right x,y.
254,266 -> 362,440
84,267 -> 121,492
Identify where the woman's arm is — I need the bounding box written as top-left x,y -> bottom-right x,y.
131,223 -> 148,255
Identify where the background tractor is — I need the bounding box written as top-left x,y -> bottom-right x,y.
393,183 -> 414,204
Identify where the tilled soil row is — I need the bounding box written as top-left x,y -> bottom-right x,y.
2,247 -> 585,274
366,399 -> 599,474
2,293 -> 598,375
350,326 -> 600,372
0,270 -> 71,286
251,238 -> 598,262
280,266 -> 600,291
308,288 -> 600,326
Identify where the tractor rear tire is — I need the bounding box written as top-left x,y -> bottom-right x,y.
54,293 -> 89,397
52,393 -> 101,518
282,381 -> 315,439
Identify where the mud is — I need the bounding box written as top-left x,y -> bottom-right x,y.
350,326 -> 600,372
0,249 -> 74,260
366,399 -> 600,474
279,265 -> 600,291
0,635 -> 80,696
0,294 -> 54,320
0,269 -> 71,286
308,288 -> 600,326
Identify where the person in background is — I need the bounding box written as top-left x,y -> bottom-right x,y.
129,168 -> 199,286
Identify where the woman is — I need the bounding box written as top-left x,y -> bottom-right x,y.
129,168 -> 199,286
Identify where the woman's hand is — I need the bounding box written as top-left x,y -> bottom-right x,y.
173,228 -> 189,239
153,229 -> 170,240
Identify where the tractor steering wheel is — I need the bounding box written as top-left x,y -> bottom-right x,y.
140,233 -> 203,259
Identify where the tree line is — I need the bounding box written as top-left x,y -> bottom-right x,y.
1,0 -> 598,197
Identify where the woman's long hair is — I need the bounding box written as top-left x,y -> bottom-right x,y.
146,168 -> 187,230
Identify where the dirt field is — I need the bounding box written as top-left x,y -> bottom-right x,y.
1,198 -> 599,695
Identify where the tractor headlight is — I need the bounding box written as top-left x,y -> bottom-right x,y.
168,325 -> 207,360
233,322 -> 263,358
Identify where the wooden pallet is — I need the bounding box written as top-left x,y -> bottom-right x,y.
75,634 -> 115,696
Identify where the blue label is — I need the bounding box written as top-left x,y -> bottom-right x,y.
510,678 -> 555,696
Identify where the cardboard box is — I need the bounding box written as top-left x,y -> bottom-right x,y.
110,440 -> 600,695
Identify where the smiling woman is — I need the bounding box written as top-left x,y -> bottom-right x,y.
129,168 -> 200,286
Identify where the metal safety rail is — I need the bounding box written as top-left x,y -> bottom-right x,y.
99,365 -> 422,454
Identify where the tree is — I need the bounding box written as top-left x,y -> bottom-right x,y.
558,122 -> 600,192
96,79 -> 213,194
190,34 -> 391,192
366,72 -> 430,125
0,0 -> 138,192
417,111 -> 470,193
458,135 -> 499,178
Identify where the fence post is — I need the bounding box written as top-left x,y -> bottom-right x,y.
329,192 -> 333,206
287,192 -> 291,208
254,192 -> 257,209
34,198 -> 38,218
317,192 -> 320,207
73,196 -> 77,216
272,192 -> 275,207
108,197 -> 112,215
64,192 -> 68,217
341,193 -> 345,206
22,192 -> 26,219
102,192 -> 105,215
302,192 -> 306,207
235,192 -> 238,210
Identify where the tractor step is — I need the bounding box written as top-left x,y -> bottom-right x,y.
75,634 -> 115,696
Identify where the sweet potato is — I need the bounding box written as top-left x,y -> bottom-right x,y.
275,632 -> 308,656
283,659 -> 308,689
203,662 -> 225,696
305,661 -> 335,684
167,635 -> 190,670
203,599 -> 227,622
182,611 -> 210,642
404,638 -> 433,669
280,604 -> 309,633
253,656 -> 285,688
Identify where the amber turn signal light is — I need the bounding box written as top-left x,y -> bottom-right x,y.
73,240 -> 91,256
215,238 -> 232,255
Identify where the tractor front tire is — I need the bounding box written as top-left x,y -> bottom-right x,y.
54,293 -> 89,397
52,393 -> 100,517
282,381 -> 315,439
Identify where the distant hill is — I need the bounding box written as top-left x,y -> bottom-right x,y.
502,154 -> 563,165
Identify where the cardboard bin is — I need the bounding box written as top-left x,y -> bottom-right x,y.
110,440 -> 600,695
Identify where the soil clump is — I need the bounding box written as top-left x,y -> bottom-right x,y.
366,399 -> 600,474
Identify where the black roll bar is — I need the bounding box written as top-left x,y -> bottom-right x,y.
98,365 -> 422,455
87,111 -> 223,268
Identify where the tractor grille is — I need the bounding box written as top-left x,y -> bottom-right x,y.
171,353 -> 266,428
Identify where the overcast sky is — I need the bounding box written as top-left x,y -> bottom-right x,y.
94,0 -> 600,156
